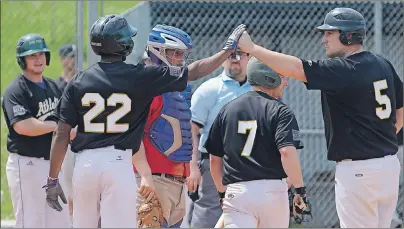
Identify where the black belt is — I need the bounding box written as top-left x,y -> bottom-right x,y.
152,173 -> 186,183
337,154 -> 394,163
114,146 -> 127,151
201,153 -> 209,160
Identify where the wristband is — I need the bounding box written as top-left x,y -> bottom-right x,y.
218,191 -> 226,199
295,187 -> 306,195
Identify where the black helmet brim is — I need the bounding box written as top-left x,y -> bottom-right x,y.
315,24 -> 340,32
130,25 -> 138,37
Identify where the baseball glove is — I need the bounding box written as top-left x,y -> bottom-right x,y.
137,197 -> 164,228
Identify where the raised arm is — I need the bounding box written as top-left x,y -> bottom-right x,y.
187,24 -> 247,81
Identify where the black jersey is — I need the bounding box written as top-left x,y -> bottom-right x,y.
55,62 -> 188,153
55,76 -> 68,92
2,75 -> 62,159
204,91 -> 304,186
302,51 -> 403,161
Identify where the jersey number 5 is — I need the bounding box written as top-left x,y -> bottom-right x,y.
373,80 -> 392,120
82,93 -> 131,133
238,120 -> 257,157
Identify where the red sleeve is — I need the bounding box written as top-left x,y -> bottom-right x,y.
144,95 -> 164,132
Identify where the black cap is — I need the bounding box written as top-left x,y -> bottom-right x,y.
59,44 -> 76,57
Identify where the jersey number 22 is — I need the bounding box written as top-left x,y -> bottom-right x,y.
238,120 -> 257,157
82,93 -> 131,133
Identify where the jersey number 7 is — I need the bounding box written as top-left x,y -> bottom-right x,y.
238,120 -> 257,157
373,79 -> 392,120
82,93 -> 131,133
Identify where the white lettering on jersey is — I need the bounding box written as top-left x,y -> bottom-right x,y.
36,97 -> 59,120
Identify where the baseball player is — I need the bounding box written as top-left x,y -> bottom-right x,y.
238,7 -> 403,228
54,43 -> 78,219
43,15 -> 246,228
205,57 -> 309,228
55,43 -> 77,92
133,24 -> 248,228
2,34 -> 71,228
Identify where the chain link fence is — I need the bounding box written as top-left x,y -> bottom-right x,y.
142,1 -> 403,227
1,1 -> 402,227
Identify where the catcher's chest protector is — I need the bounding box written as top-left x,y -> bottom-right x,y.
148,86 -> 192,162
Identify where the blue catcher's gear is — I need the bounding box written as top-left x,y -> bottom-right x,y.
148,85 -> 193,162
147,25 -> 192,67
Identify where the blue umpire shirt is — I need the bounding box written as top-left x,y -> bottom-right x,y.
190,71 -> 252,153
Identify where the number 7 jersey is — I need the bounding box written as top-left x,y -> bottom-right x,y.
55,62 -> 189,153
204,91 -> 304,186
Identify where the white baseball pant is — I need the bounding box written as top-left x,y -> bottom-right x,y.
72,146 -> 138,228
222,179 -> 289,228
6,153 -> 71,228
335,154 -> 400,228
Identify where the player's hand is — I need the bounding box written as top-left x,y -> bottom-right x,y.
43,177 -> 67,212
186,163 -> 201,192
138,175 -> 156,202
70,127 -> 77,141
292,187 -> 312,224
238,31 -> 255,54
223,24 -> 246,51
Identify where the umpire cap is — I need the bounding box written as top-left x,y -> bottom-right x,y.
16,33 -> 51,69
59,44 -> 77,57
247,57 -> 281,89
315,8 -> 366,45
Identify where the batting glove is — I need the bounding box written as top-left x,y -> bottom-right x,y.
293,187 -> 313,224
223,24 -> 246,51
43,177 -> 67,212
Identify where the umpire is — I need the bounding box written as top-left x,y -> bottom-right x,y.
238,7 -> 403,228
2,34 -> 71,228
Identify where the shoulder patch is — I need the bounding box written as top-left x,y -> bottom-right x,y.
292,129 -> 301,141
13,105 -> 26,116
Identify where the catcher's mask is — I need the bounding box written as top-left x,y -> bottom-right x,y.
147,24 -> 193,67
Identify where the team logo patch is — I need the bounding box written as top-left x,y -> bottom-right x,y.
13,105 -> 26,116
169,66 -> 182,77
292,129 -> 301,141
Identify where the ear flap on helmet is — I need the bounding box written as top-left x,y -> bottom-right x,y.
45,52 -> 51,66
17,57 -> 26,69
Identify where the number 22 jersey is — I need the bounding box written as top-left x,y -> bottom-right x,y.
55,62 -> 188,153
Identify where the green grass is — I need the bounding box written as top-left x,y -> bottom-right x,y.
0,1 -> 140,220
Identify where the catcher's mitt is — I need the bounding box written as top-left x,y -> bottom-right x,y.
137,197 -> 164,228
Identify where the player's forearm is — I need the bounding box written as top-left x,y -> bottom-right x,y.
132,141 -> 152,178
13,118 -> 57,136
190,122 -> 201,168
280,146 -> 304,188
250,44 -> 307,82
395,108 -> 403,133
49,122 -> 72,178
187,50 -> 233,81
210,155 -> 225,192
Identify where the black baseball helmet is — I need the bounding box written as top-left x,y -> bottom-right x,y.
16,34 -> 51,69
90,14 -> 138,57
315,8 -> 366,45
247,57 -> 281,89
